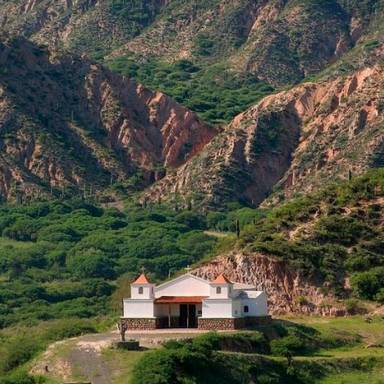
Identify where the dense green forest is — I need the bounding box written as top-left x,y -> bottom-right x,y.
0,200 -> 219,328
106,58 -> 274,124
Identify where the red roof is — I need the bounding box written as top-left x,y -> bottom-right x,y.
212,273 -> 232,284
132,273 -> 150,285
155,296 -> 208,304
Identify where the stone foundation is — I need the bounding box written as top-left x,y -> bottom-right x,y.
198,316 -> 272,330
198,318 -> 237,330
121,316 -> 272,330
121,318 -> 159,330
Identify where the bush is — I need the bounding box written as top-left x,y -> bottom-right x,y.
67,249 -> 116,279
0,336 -> 41,373
270,335 -> 306,356
175,212 -> 206,230
345,299 -> 366,315
351,268 -> 384,300
0,371 -> 42,384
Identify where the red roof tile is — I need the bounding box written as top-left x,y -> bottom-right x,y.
155,296 -> 208,304
212,273 -> 232,284
132,273 -> 150,285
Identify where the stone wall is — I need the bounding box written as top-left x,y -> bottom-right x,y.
198,316 -> 272,330
121,318 -> 159,330
198,318 -> 237,330
121,316 -> 272,330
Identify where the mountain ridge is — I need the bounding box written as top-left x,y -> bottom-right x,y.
0,37 -> 215,201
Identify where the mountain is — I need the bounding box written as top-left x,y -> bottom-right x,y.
110,0 -> 382,85
0,0 -> 383,206
0,0 -> 168,59
0,37 -> 215,201
2,0 -> 382,85
143,61 -> 384,208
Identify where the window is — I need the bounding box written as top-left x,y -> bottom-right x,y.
244,305 -> 249,313
138,287 -> 144,295
216,287 -> 221,294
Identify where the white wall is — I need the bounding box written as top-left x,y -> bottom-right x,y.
123,299 -> 154,318
241,292 -> 268,317
131,285 -> 154,299
155,275 -> 210,298
232,299 -> 242,317
201,299 -> 233,318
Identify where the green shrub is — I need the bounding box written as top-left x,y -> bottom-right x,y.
351,268 -> 384,300
270,335 -> 306,356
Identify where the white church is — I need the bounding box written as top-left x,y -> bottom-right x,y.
122,272 -> 270,330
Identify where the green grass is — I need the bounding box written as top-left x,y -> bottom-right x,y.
318,368 -> 384,384
287,316 -> 384,345
102,349 -> 145,384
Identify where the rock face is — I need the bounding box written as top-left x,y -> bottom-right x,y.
1,1 -> 382,85
0,0 -> 169,58
0,38 -> 215,201
143,62 -> 384,208
0,2 -> 383,206
110,0 -> 382,86
194,251 -> 344,316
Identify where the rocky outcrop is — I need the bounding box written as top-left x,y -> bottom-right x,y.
143,63 -> 384,208
194,251 -> 345,316
0,38 -> 215,201
1,1 -> 382,87
0,0 -> 169,57
110,0 -> 382,86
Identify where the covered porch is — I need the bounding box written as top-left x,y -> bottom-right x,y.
154,296 -> 206,328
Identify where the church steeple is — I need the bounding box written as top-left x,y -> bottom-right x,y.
131,272 -> 154,299
210,273 -> 233,298
132,273 -> 150,285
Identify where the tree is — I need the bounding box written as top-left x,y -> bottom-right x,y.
67,249 -> 116,279
175,211 -> 206,230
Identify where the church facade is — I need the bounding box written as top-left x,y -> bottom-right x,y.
122,273 -> 270,330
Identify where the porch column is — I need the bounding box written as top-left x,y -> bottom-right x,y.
168,303 -> 171,328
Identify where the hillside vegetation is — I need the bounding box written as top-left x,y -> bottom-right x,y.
0,170 -> 383,334
130,317 -> 384,384
238,169 -> 384,301
0,199 -> 217,329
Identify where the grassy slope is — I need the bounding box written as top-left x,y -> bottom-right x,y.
28,316 -> 384,384
291,316 -> 384,383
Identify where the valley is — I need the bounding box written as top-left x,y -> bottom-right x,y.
0,0 -> 383,383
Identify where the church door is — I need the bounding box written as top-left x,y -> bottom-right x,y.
188,304 -> 197,328
179,304 -> 197,328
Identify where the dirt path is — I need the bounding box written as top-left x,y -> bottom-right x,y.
32,329 -> 211,384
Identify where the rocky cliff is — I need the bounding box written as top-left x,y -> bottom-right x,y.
0,0 -> 169,58
110,0 -> 383,86
143,61 -> 384,208
193,251 -> 343,316
1,0 -> 383,85
0,38 -> 215,201
0,1 -> 383,208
